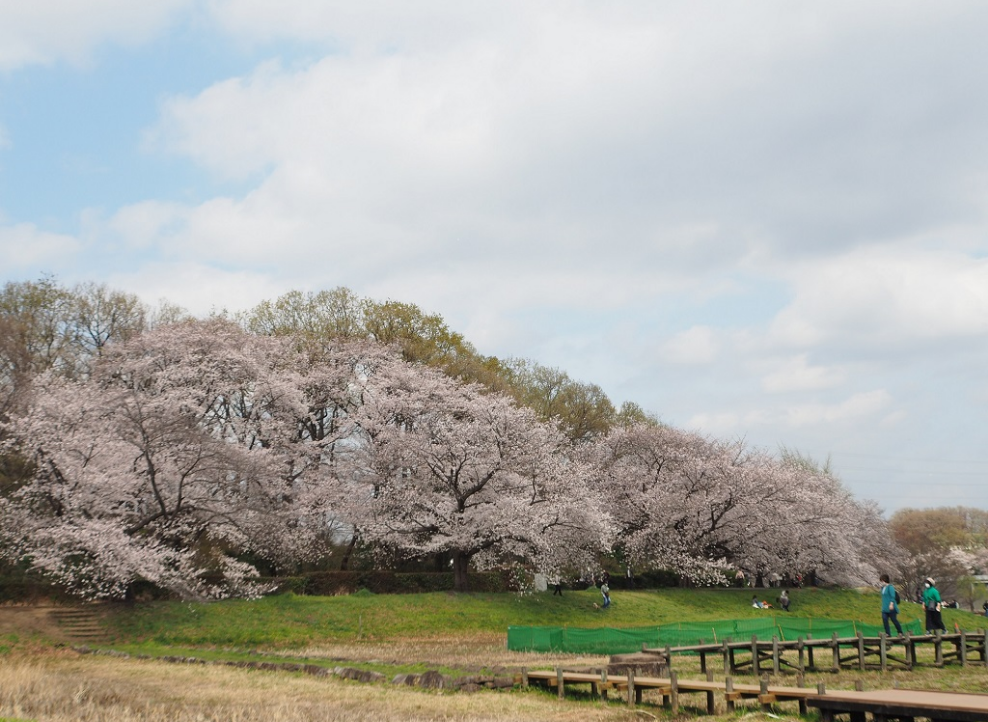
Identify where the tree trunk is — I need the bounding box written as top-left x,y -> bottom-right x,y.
340,532 -> 358,571
453,551 -> 470,592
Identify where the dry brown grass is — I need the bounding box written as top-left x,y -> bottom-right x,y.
3,634 -> 987,721
0,645 -> 815,722
0,648 -> 636,722
293,632 -> 613,670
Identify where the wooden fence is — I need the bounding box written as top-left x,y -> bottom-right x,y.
643,630 -> 988,674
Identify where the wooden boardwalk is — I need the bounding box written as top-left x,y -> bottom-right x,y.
643,630 -> 988,675
517,667 -> 818,714
517,667 -> 988,719
809,688 -> 988,721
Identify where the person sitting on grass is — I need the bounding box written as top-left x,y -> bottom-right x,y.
752,595 -> 763,608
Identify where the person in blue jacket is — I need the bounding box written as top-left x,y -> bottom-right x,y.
879,573 -> 903,636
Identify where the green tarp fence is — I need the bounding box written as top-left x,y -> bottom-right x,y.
507,617 -> 925,654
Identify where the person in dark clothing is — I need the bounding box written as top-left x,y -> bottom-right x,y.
922,578 -> 946,633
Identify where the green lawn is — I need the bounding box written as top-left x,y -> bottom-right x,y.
102,585 -> 988,650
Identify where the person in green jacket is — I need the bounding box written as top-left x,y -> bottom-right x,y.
922,577 -> 946,633
879,574 -> 903,636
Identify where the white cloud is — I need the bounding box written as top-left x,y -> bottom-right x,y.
784,390 -> 893,427
0,0 -> 194,70
760,354 -> 846,393
205,0 -> 526,51
770,247 -> 988,349
0,222 -> 80,269
110,261 -> 286,318
661,326 -> 720,365
106,200 -> 190,251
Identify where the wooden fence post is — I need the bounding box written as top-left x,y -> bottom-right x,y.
556,667 -> 564,699
705,670 -> 715,714
670,670 -> 679,715
626,669 -> 635,708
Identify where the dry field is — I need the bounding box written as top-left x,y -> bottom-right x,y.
2,606 -> 987,721
5,644 -> 988,721
0,646 -> 634,722
0,645 -> 822,722
0,632 -> 799,722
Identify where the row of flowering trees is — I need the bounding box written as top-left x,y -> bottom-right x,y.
0,318 -> 896,600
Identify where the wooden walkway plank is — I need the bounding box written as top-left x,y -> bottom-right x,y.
809,689 -> 988,722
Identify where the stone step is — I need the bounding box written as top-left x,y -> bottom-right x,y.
49,607 -> 106,640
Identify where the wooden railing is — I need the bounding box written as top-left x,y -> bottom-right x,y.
642,630 -> 988,674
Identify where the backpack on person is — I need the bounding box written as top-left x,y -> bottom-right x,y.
895,589 -> 900,604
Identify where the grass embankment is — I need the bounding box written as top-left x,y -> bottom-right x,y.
102,585 -> 986,652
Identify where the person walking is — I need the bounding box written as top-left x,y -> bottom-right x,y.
600,582 -> 611,608
778,589 -> 791,612
879,574 -> 903,636
922,577 -> 946,633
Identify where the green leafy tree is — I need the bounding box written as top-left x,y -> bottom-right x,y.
615,401 -> 660,428
503,358 -> 616,442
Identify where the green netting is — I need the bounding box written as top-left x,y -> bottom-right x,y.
506,617 -> 925,654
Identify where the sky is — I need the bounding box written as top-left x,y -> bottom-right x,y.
2,1 -> 987,515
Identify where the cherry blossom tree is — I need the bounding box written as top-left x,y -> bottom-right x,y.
343,362 -> 613,591
591,423 -> 895,586
0,320 -> 342,599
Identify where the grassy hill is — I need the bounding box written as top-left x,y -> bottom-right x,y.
101,586 -> 988,650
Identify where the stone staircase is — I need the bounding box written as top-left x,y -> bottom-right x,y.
48,606 -> 106,642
